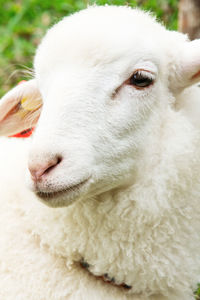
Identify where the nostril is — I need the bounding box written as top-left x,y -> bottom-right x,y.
29,155 -> 62,182
57,156 -> 62,165
43,156 -> 62,175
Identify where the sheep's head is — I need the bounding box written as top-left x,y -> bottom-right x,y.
1,6 -> 200,207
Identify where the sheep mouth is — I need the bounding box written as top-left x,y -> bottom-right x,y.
36,178 -> 89,201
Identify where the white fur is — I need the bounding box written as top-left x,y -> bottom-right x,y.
0,5 -> 200,300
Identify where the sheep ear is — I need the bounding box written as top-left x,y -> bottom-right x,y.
170,39 -> 200,93
0,79 -> 42,136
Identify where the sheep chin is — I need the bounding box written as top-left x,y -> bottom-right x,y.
35,178 -> 89,207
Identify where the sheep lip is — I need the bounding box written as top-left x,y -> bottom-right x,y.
36,178 -> 89,200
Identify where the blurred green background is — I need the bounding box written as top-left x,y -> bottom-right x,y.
0,0 -> 178,97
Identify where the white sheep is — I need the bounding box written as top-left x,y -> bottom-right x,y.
0,5 -> 200,300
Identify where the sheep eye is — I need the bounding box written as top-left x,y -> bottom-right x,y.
129,71 -> 154,88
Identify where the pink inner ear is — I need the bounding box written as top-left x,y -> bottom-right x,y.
192,70 -> 200,80
0,97 -> 21,122
0,79 -> 42,136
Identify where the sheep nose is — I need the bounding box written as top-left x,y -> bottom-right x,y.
28,156 -> 62,182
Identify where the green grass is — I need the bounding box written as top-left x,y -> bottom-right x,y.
195,283 -> 200,299
0,0 -> 178,97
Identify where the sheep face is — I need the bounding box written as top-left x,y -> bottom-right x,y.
27,7 -> 172,207
1,6 -> 200,207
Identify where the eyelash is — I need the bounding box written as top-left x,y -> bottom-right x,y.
111,69 -> 155,99
127,70 -> 155,89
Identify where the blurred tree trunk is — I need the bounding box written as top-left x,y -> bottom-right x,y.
179,0 -> 200,40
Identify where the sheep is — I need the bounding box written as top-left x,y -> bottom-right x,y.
0,5 -> 200,300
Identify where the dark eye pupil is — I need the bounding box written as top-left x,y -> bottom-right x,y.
129,72 -> 153,88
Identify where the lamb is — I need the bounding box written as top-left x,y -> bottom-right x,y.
0,5 -> 200,300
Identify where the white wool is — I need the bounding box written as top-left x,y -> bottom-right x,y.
0,5 -> 200,300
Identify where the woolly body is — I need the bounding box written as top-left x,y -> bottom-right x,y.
0,5 -> 200,300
